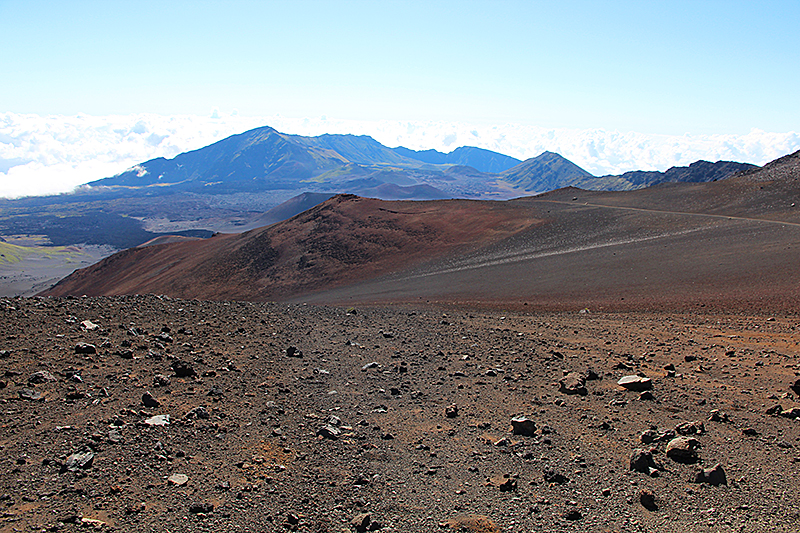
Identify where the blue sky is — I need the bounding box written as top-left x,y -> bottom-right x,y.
1,0 -> 799,197
3,0 -> 799,134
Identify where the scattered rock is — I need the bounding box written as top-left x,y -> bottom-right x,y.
351,511 -> 382,531
144,414 -> 170,426
167,473 -> 189,486
185,406 -> 210,420
18,388 -> 43,401
63,448 -> 94,472
639,390 -> 655,401
445,404 -> 459,418
559,372 -> 587,395
142,391 -> 160,408
439,516 -> 500,532
318,415 -> 343,440
543,470 -> 569,484
780,407 -> 800,419
80,517 -> 109,529
286,346 -> 303,358
618,375 -> 652,391
666,437 -> 700,463
639,489 -> 658,511
81,320 -> 100,331
362,361 -> 379,371
153,374 -> 171,387
639,428 -> 675,444
74,343 -> 97,355
510,416 -> 536,436
498,478 -> 517,492
188,502 -> 214,514
675,420 -> 705,435
791,378 -> 800,396
708,409 -> 730,422
694,463 -> 727,486
766,404 -> 784,416
28,370 -> 57,384
630,448 -> 661,476
171,360 -> 196,377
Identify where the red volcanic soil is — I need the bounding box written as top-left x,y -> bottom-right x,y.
2,295 -> 800,532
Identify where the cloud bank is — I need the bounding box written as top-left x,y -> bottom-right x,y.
1,112 -> 798,199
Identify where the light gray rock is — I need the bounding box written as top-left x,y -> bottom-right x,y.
618,375 -> 652,391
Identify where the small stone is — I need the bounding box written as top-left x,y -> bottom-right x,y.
81,320 -> 100,331
510,416 -> 537,436
559,372 -> 587,395
617,375 -> 652,391
361,361 -> 379,371
171,360 -> 196,377
144,414 -> 170,426
286,346 -> 303,358
142,391 -> 160,408
351,512 -> 371,532
675,420 -> 705,435
766,404 -> 783,416
74,343 -> 97,355
543,470 -> 569,484
498,478 -> 517,492
666,437 -> 700,463
188,502 -> 213,514
780,407 -> 800,419
694,463 -> 727,486
28,370 -> 57,384
791,378 -> 800,396
562,509 -> 582,521
18,388 -> 43,401
184,406 -> 210,420
64,449 -> 94,472
153,374 -> 171,387
445,404 -> 459,418
639,489 -> 657,511
167,473 -> 189,486
639,428 -> 675,444
630,448 -> 660,476
107,429 -> 123,444
708,409 -> 729,422
317,425 -> 341,440
80,517 -> 108,529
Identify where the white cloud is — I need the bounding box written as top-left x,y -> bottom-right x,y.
1,112 -> 798,198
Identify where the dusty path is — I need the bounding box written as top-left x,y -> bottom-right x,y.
540,199 -> 800,228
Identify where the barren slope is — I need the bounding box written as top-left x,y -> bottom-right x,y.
43,195 -> 543,301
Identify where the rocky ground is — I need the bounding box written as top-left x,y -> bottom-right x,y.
1,295 -> 799,532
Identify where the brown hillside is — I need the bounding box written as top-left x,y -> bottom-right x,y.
43,195 -> 544,301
